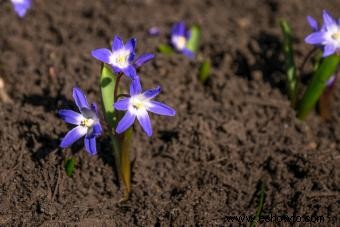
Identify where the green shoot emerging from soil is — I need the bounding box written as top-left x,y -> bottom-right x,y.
280,11 -> 340,120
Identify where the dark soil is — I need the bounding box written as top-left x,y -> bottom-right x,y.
0,0 -> 339,226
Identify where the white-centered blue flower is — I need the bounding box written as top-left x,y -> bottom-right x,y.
170,22 -> 194,59
114,77 -> 176,136
59,87 -> 102,155
91,35 -> 154,79
305,10 -> 340,57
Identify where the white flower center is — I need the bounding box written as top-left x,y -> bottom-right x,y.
172,35 -> 187,50
331,32 -> 340,40
129,95 -> 151,115
324,25 -> 340,47
80,118 -> 94,128
109,49 -> 130,68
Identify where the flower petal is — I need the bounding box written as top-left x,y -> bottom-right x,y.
323,45 -> 336,57
304,32 -> 324,45
122,65 -> 137,79
172,22 -> 185,36
80,107 -> 97,119
182,48 -> 195,59
73,87 -> 89,111
307,16 -> 318,31
114,97 -> 130,110
136,109 -> 152,136
142,86 -> 161,99
91,48 -> 112,64
92,122 -> 102,136
125,38 -> 136,53
91,103 -> 99,116
148,101 -> 176,116
112,35 -> 124,51
130,77 -> 142,95
60,126 -> 87,148
134,53 -> 154,68
84,136 -> 97,155
116,111 -> 136,134
59,109 -> 83,125
323,10 -> 336,27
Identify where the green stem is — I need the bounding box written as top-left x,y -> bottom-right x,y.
112,73 -> 132,200
114,73 -> 123,102
296,55 -> 340,120
249,181 -> 265,227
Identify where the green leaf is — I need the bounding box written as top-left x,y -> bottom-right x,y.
158,44 -> 173,55
64,157 -> 76,177
186,25 -> 201,53
280,20 -> 298,107
199,59 -> 211,83
249,181 -> 265,227
296,54 -> 340,120
100,64 -> 117,128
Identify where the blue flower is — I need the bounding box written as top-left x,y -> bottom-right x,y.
171,22 -> 194,59
305,10 -> 340,57
11,0 -> 31,17
91,35 -> 154,79
59,87 -> 102,155
114,78 -> 176,136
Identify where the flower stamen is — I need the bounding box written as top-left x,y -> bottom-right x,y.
331,31 -> 340,40
80,118 -> 94,128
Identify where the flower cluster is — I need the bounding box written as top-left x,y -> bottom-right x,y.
305,10 -> 340,57
59,36 -> 175,154
92,36 -> 176,136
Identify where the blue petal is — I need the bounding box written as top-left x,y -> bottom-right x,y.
130,76 -> 142,95
148,101 -> 176,116
142,86 -> 160,99
171,22 -> 186,36
125,38 -> 136,53
122,65 -> 137,79
91,103 -> 99,116
116,111 -> 136,134
323,45 -> 336,57
60,126 -> 87,148
307,16 -> 318,31
59,109 -> 82,125
73,87 -> 89,111
112,35 -> 124,51
91,48 -> 112,64
92,122 -> 102,136
323,10 -> 336,27
80,107 -> 96,119
111,65 -> 122,74
84,136 -> 97,155
136,109 -> 152,136
134,53 -> 154,68
182,48 -> 195,59
114,97 -> 130,110
304,32 -> 324,44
